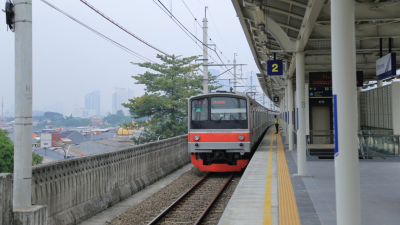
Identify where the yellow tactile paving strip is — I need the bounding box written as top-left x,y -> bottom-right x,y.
262,131 -> 274,225
277,133 -> 301,225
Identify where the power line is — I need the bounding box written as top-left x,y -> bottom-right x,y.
40,0 -> 154,63
152,0 -> 203,49
152,1 -> 230,76
154,0 -> 253,91
155,0 -> 214,51
80,0 -> 172,57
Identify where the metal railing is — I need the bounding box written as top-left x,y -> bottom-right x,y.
306,130 -> 399,159
359,135 -> 399,159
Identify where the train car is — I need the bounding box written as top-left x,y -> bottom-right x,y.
188,91 -> 278,172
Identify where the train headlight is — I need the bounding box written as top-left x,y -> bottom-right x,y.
194,135 -> 200,141
238,134 -> 245,141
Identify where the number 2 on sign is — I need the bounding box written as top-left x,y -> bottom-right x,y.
272,64 -> 278,72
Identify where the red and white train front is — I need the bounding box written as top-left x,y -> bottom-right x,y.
188,93 -> 264,172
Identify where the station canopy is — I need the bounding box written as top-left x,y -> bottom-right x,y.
232,0 -> 400,106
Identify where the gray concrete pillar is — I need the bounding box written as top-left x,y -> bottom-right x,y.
294,52 -> 308,176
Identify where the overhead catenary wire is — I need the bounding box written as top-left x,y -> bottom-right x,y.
80,0 -> 172,58
155,0 -> 214,51
39,0 -> 155,63
152,0 -> 244,85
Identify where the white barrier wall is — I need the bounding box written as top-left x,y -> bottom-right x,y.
360,84 -> 392,130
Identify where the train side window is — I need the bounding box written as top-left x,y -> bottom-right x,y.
192,98 -> 208,121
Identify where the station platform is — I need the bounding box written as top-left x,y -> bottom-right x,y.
218,128 -> 400,225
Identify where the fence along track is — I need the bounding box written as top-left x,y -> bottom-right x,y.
148,173 -> 234,225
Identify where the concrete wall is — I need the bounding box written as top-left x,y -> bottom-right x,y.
0,173 -> 13,225
30,135 -> 189,225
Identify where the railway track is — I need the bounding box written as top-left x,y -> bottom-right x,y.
147,173 -> 235,225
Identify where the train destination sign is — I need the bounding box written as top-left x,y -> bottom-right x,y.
376,52 -> 397,80
267,60 -> 283,76
309,71 -> 363,87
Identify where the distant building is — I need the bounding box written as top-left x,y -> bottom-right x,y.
60,131 -> 87,144
40,133 -> 61,147
85,90 -> 101,117
72,108 -> 96,118
112,88 -> 134,115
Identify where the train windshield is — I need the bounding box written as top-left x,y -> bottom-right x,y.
191,98 -> 208,121
211,97 -> 247,121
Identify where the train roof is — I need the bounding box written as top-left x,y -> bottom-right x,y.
188,91 -> 250,100
189,91 -> 279,113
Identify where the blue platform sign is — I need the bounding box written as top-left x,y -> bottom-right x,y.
267,60 -> 283,76
376,52 -> 397,80
333,95 -> 338,157
273,96 -> 279,103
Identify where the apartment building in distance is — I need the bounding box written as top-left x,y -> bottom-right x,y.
112,88 -> 134,115
85,90 -> 101,117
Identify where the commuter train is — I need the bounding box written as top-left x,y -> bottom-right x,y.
188,91 -> 278,172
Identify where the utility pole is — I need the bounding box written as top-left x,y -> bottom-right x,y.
202,7 -> 208,94
13,0 -> 33,208
233,53 -> 237,92
2,96 -> 3,119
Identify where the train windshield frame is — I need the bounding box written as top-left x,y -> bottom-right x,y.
190,96 -> 248,129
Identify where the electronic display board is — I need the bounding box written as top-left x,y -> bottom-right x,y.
309,86 -> 332,98
309,71 -> 363,87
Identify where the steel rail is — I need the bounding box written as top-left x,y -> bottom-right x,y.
193,173 -> 235,225
147,173 -> 210,225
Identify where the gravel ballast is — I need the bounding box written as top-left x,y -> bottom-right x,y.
107,167 -> 241,225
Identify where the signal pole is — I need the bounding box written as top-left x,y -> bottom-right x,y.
13,0 -> 33,208
202,7 -> 208,94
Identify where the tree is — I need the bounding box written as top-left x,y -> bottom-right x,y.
0,129 -> 43,173
116,110 -> 125,116
103,113 -> 131,125
43,112 -> 65,122
0,129 -> 14,173
123,54 -> 220,144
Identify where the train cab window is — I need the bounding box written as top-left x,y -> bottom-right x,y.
192,98 -> 208,121
210,97 -> 247,121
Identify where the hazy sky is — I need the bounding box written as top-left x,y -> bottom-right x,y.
0,0 -> 267,116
